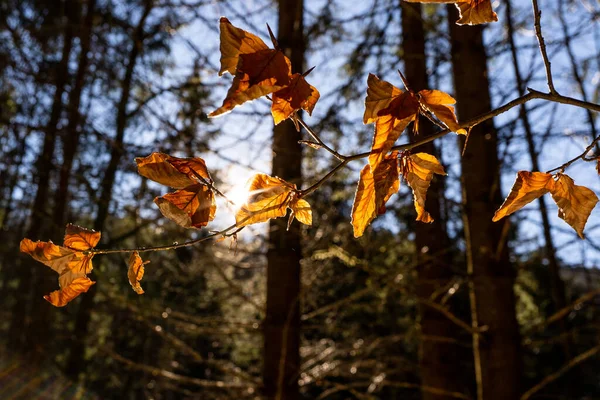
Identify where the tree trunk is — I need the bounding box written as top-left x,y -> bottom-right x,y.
264,1 -> 304,399
401,3 -> 471,398
9,1 -> 75,352
65,1 -> 153,380
447,7 -> 523,400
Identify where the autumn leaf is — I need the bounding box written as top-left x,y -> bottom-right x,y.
550,174 -> 598,239
128,251 -> 148,295
235,173 -> 312,228
492,172 -> 555,222
44,276 -> 95,307
351,152 -> 400,237
364,75 -> 463,171
405,0 -> 498,25
20,225 -> 100,306
217,17 -> 269,76
155,184 -> 216,229
136,152 -> 211,189
401,152 -> 446,223
271,73 -> 320,125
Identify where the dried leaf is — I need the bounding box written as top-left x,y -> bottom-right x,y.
63,224 -> 101,251
136,153 -> 211,189
363,73 -> 404,124
128,251 -> 147,295
403,153 -> 446,223
271,73 -> 320,125
419,90 -> 466,134
217,17 -> 269,76
369,114 -> 412,172
235,174 -> 294,227
351,153 -> 400,237
550,174 -> 598,239
405,0 -> 497,25
289,198 -> 312,226
492,171 -> 554,222
44,276 -> 95,307
155,184 -> 216,229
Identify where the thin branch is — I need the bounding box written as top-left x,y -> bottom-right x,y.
531,0 -> 558,94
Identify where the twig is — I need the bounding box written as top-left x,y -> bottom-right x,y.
296,117 -> 347,160
531,0 -> 558,94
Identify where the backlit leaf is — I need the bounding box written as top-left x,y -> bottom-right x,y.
351,153 -> 400,237
136,153 -> 211,189
492,171 -> 554,222
271,73 -> 320,125
363,73 -> 404,124
155,184 -> 216,229
419,89 -> 465,134
63,224 -> 101,251
550,174 -> 598,239
402,153 -> 446,223
405,0 -> 497,25
235,174 -> 294,227
44,276 -> 95,307
217,17 -> 269,76
369,114 -> 412,172
128,251 -> 147,295
289,198 -> 312,228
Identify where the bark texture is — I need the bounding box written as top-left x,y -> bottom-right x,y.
448,7 -> 523,400
264,1 -> 304,398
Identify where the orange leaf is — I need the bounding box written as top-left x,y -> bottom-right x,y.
369,115 -> 412,172
136,153 -> 211,189
155,183 -> 216,229
20,238 -> 78,274
217,17 -> 269,76
63,224 -> 101,251
351,153 -> 400,237
235,174 -> 297,227
363,74 -> 404,124
128,251 -> 147,295
405,0 -> 497,25
493,171 -> 555,222
288,197 -> 312,229
402,153 -> 446,223
550,174 -> 598,239
419,90 -> 465,135
271,73 -> 320,125
44,276 -> 95,307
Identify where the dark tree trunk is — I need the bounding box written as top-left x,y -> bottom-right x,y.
263,1 -> 304,399
9,2 -> 75,352
401,3 -> 471,398
448,7 -> 523,400
65,1 -> 153,380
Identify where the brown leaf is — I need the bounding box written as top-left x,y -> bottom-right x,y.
128,251 -> 147,295
44,276 -> 95,307
369,114 -> 412,172
235,174 -> 298,227
419,90 -> 466,134
402,153 -> 446,223
136,152 -> 211,189
289,197 -> 312,229
210,49 -> 291,117
405,0 -> 497,25
271,73 -> 320,125
217,17 -> 269,76
363,74 -> 404,124
550,174 -> 598,239
492,171 -> 555,222
155,183 -> 216,229
63,224 -> 101,251
351,153 -> 400,237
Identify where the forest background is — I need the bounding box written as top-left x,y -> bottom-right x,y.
1,0 -> 600,399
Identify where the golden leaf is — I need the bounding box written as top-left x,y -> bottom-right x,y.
235,174 -> 296,227
403,153 -> 446,223
271,73 -> 320,125
44,276 -> 95,307
419,89 -> 466,134
136,152 -> 211,189
351,153 -> 400,237
155,184 -> 216,229
405,0 -> 497,25
369,115 -> 412,172
128,251 -> 147,295
550,174 -> 598,239
289,198 -> 312,228
63,224 -> 101,251
492,171 -> 555,222
363,74 -> 404,124
217,17 -> 269,76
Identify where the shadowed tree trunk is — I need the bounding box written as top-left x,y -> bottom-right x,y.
264,0 -> 304,398
9,0 -> 75,353
447,6 -> 523,400
65,0 -> 153,380
401,3 -> 471,398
